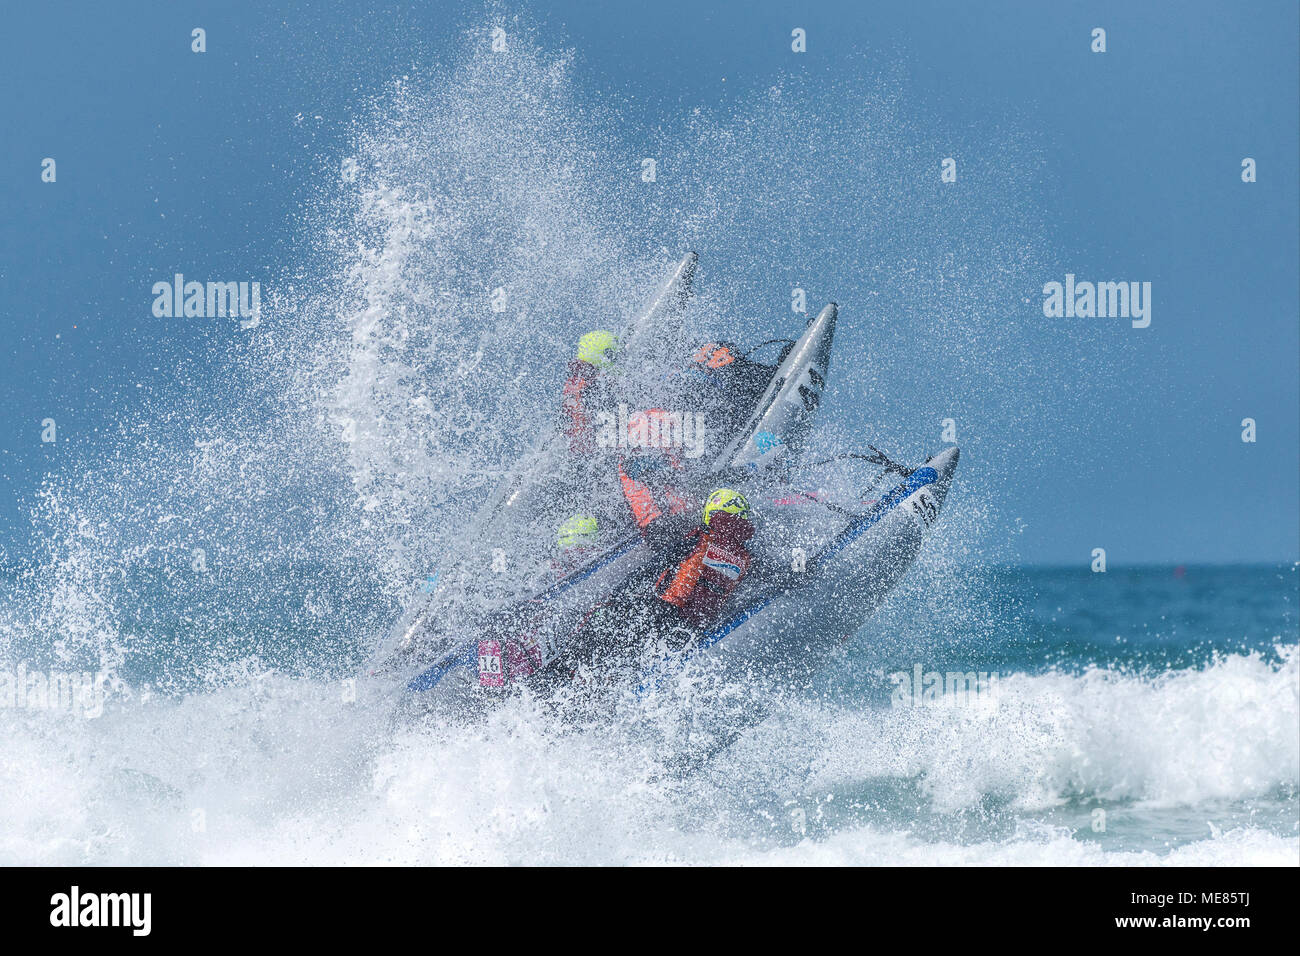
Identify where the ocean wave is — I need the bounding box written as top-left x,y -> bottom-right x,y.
795,645 -> 1299,812
1,647 -> 1294,865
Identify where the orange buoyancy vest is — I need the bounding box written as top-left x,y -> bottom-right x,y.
618,456 -> 691,528
655,511 -> 754,627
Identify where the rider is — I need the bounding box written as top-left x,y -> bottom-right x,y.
550,488 -> 756,680
554,513 -> 602,574
617,408 -> 694,551
487,514 -> 604,689
653,489 -> 755,629
560,330 -> 619,454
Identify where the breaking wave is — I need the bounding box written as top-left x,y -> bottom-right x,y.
0,648 -> 1294,865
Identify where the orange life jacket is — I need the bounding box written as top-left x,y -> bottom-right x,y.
692,342 -> 736,370
655,512 -> 754,627
618,457 -> 691,528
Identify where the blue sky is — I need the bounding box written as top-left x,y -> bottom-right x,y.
1,0 -> 1296,565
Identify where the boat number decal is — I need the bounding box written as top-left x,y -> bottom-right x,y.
908,487 -> 939,529
537,619 -> 561,663
477,640 -> 504,687
786,366 -> 825,411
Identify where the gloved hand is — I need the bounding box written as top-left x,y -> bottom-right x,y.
642,514 -> 698,564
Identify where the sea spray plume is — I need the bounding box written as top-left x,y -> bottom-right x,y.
8,19 -> 1050,712
619,56 -> 1092,563
305,20 -> 1062,656
7,485 -> 127,680
8,24 -> 675,692
299,31 -> 672,585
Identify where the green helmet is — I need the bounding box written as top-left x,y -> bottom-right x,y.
577,330 -> 618,369
703,489 -> 752,526
556,514 -> 599,549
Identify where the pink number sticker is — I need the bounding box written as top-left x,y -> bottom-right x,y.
477,640 -> 504,687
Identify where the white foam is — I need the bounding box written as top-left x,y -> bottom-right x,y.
1,649 -> 1294,865
796,645 -> 1299,813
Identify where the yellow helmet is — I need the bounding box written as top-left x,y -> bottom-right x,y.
576,330 -> 618,369
556,514 -> 599,549
703,489 -> 751,526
